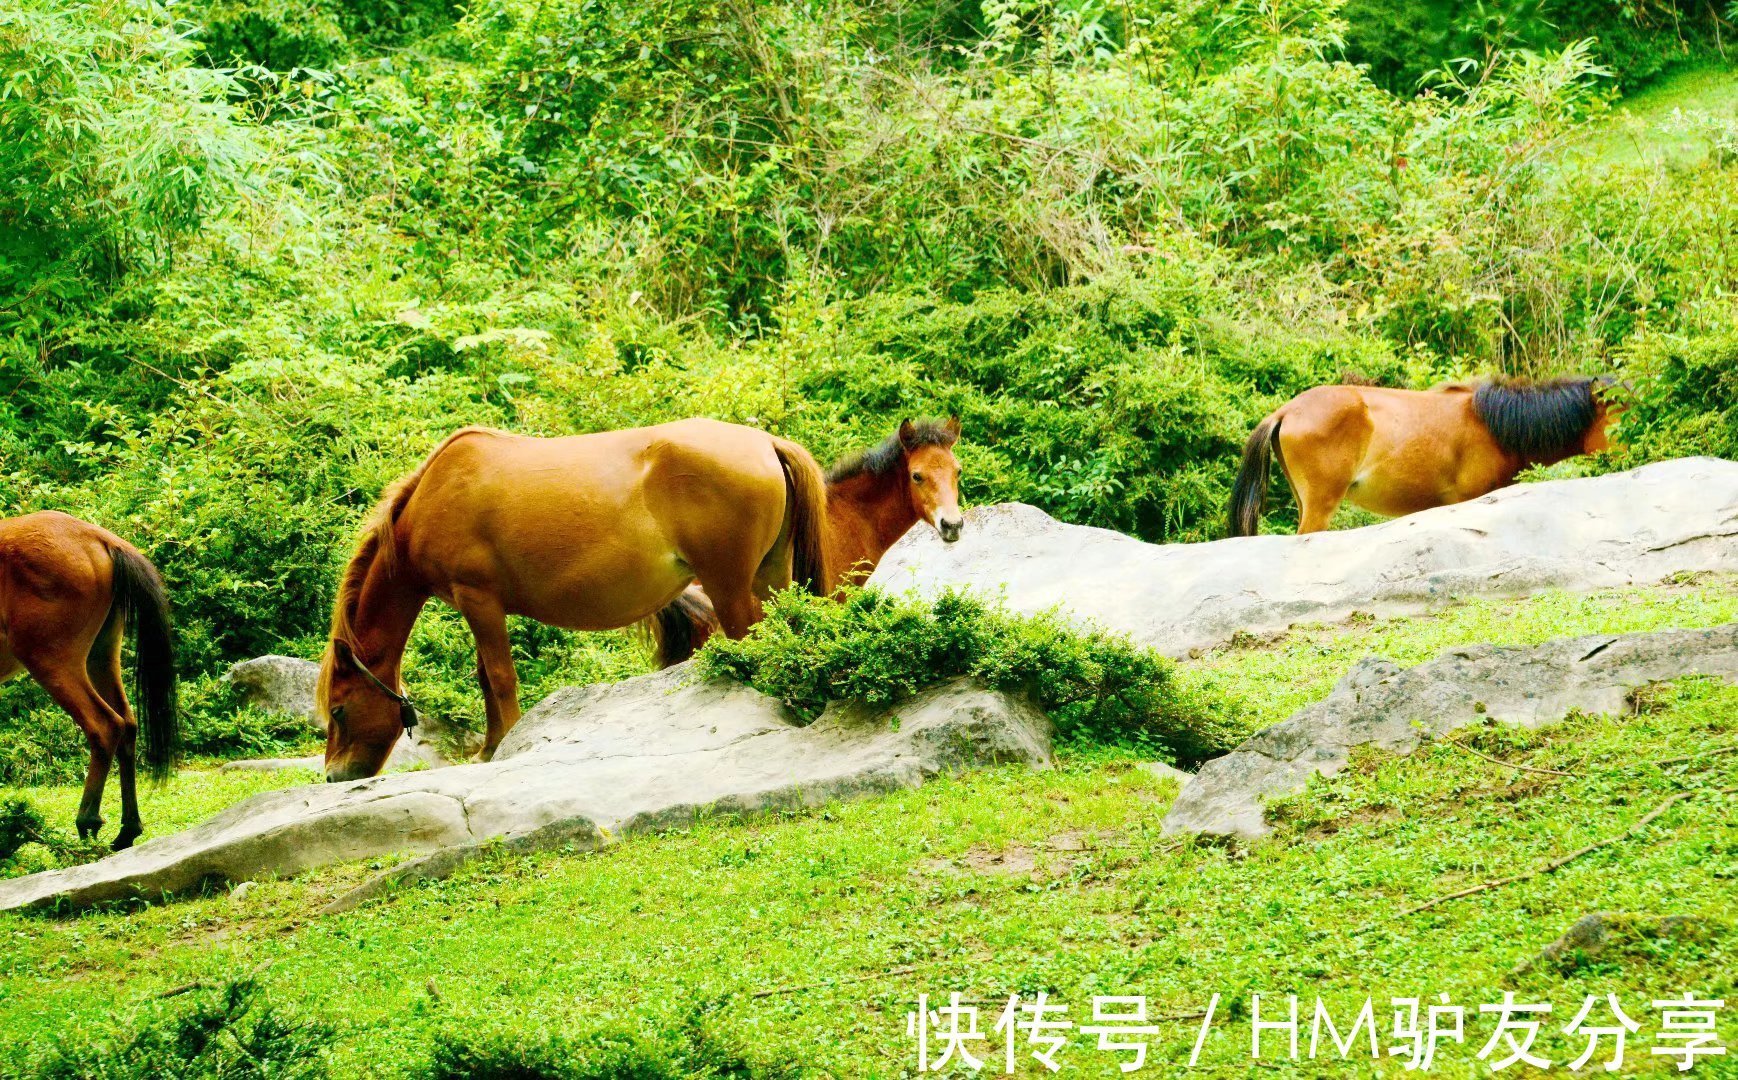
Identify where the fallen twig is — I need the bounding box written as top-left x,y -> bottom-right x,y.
1441,738 -> 1577,778
1390,786 -> 1734,923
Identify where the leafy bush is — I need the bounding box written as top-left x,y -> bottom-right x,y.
699,587 -> 1238,765
1608,328 -> 1738,465
22,979 -> 331,1079
0,0 -> 291,350
1341,0 -> 1722,93
0,799 -> 48,863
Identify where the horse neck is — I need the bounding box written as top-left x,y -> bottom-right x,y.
342,545 -> 428,676
825,471 -> 919,584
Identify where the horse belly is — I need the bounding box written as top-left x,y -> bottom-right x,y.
493,535 -> 693,632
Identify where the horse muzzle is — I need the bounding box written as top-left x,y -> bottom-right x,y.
324,761 -> 371,784
937,516 -> 963,543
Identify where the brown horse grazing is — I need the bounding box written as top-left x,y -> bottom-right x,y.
0,512 -> 178,849
320,418 -> 829,782
1229,376 -> 1620,536
649,417 -> 964,666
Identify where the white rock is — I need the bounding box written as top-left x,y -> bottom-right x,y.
0,670 -> 1049,912
1161,623 -> 1738,841
872,458 -> 1738,657
224,655 -> 322,726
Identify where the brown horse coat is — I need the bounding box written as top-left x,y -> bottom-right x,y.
0,512 -> 177,848
648,418 -> 965,666
1229,377 -> 1619,535
321,418 -> 827,780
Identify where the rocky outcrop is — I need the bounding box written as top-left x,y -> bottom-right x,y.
872,458 -> 1738,657
0,668 -> 1050,913
224,655 -> 321,726
1161,623 -> 1738,841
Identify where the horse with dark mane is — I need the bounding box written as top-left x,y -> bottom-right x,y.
319,418 -> 829,782
649,417 -> 964,667
0,512 -> 178,848
1228,376 -> 1620,536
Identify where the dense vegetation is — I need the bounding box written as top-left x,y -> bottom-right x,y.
2,0 -> 1737,766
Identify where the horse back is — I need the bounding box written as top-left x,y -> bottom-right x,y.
391,420 -> 790,623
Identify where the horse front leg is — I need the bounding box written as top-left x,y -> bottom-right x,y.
453,587 -> 520,761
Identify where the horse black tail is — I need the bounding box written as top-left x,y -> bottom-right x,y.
107,545 -> 180,779
1228,415 -> 1281,538
646,588 -> 723,668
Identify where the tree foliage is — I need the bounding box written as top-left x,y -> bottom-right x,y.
0,0 -> 1734,763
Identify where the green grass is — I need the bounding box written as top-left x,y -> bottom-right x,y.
1189,573 -> 1738,735
1576,62 -> 1738,169
0,582 -> 1734,1075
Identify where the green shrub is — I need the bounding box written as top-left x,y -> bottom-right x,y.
22,979 -> 331,1079
1609,328 -> 1738,465
699,587 -> 1238,766
0,0 -> 292,350
0,799 -> 48,863
1341,0 -> 1721,93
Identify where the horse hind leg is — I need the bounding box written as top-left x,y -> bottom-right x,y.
24,652 -> 124,843
87,619 -> 143,850
694,563 -> 764,642
1277,406 -> 1369,534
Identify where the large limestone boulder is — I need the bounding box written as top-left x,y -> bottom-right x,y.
872,458 -> 1738,657
0,667 -> 1049,912
224,655 -> 321,725
1161,623 -> 1738,841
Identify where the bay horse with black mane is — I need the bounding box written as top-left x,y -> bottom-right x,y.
319,418 -> 830,782
648,417 -> 964,667
1229,376 -> 1620,536
0,512 -> 178,849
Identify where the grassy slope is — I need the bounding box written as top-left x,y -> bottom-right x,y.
1576,61 -> 1738,169
0,580 -> 1735,1074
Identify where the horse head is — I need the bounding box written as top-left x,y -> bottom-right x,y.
897,417 -> 964,543
320,639 -> 413,782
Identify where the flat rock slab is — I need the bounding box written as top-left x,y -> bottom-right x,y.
872,458 -> 1738,657
1161,623 -> 1738,840
0,670 -> 1049,912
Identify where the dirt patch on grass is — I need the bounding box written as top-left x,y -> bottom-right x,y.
1299,804 -> 1404,841
916,831 -> 1127,881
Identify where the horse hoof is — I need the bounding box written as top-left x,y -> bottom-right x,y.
110,831 -> 140,852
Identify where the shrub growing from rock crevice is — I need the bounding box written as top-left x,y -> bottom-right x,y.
698,587 -> 1237,766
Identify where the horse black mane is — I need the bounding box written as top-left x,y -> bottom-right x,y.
826,419 -> 957,483
1471,376 -> 1604,460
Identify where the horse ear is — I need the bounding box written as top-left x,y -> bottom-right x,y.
897,418 -> 918,450
331,639 -> 354,669
943,415 -> 961,442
